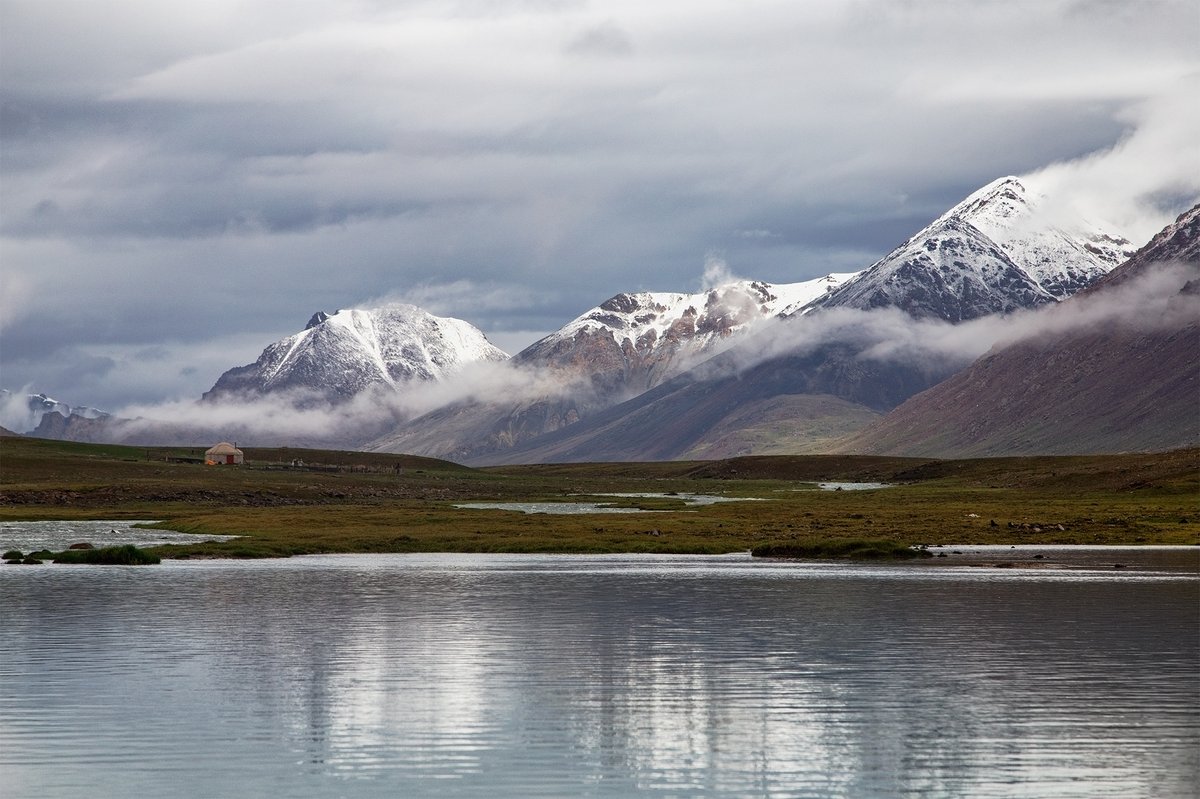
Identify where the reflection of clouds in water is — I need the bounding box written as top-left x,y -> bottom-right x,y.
4,555 -> 1194,797
319,596 -> 497,778
597,648 -> 844,794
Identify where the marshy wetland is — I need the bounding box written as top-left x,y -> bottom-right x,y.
0,437 -> 1197,558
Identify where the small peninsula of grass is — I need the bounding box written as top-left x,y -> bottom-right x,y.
752,539 -> 933,560
52,544 -> 161,565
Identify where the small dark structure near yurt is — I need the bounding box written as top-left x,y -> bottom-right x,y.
205,442 -> 244,465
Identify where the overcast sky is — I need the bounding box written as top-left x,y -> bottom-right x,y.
2,0 -> 1198,412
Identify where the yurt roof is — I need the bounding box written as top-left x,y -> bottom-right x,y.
205,442 -> 243,455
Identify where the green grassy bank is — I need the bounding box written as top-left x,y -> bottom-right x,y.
1,436 -> 1197,558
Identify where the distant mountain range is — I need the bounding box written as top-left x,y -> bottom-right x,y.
10,175 -> 1189,463
366,176 -> 1139,463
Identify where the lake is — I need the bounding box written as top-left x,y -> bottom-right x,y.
1,550 -> 1197,798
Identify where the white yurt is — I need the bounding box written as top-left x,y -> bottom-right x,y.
204,442 -> 244,465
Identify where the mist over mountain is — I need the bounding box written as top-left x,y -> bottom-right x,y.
0,390 -> 109,436
368,176 -> 1141,463
512,273 -> 859,399
463,328 -> 955,466
838,204 -> 1200,457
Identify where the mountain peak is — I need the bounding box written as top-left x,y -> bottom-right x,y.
204,304 -> 508,403
936,176 -> 1031,229
805,175 -> 1137,320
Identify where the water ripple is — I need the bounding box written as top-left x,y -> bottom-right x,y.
1,553 -> 1196,798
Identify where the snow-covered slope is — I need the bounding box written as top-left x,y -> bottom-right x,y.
805,177 -> 1135,321
945,176 -> 1134,297
514,273 -> 859,396
204,304 -> 509,402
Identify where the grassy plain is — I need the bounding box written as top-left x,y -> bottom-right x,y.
1,436 -> 1197,558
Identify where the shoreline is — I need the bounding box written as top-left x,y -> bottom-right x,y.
2,518 -> 1197,572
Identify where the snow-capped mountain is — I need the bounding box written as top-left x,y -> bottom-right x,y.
514,273 -> 859,396
204,304 -> 509,402
840,203 -> 1199,457
804,177 -> 1135,321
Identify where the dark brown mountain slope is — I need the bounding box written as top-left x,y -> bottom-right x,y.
838,204 -> 1200,457
470,340 -> 950,465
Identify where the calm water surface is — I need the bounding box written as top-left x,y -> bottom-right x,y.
1,551 -> 1197,798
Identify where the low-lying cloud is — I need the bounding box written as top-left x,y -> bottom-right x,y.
35,257 -> 1191,454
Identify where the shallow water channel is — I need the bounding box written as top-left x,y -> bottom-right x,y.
1,545 -> 1197,798
454,492 -> 758,514
0,519 -> 238,553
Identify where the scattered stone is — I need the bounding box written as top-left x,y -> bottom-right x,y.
68,542 -> 94,550
1114,563 -> 1126,569
989,519 -> 998,527
1033,554 -> 1044,559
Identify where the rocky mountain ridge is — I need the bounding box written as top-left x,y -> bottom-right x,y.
513,273 -> 859,397
804,177 -> 1135,320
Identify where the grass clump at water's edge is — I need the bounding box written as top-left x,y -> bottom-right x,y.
53,544 -> 161,565
752,539 -> 933,560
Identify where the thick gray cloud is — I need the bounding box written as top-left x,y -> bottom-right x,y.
1,0 -> 1197,411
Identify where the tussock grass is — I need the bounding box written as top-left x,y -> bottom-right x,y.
53,544 -> 161,565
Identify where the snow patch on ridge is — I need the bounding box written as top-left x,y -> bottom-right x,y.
545,273 -> 862,351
